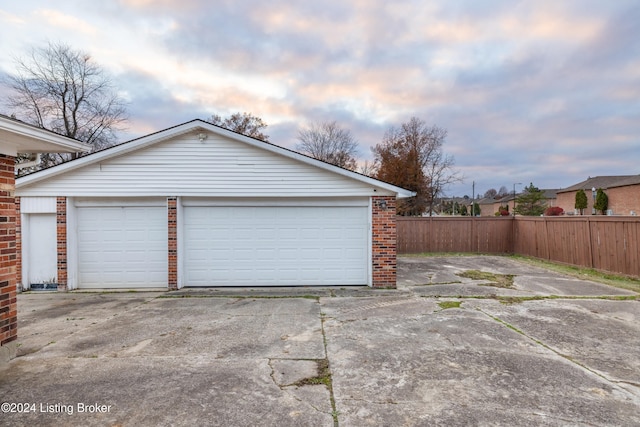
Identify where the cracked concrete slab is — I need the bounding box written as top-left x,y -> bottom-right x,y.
467,298 -> 640,387
400,256 -> 637,297
2,255 -> 639,426
2,356 -> 334,427
324,298 -> 639,426
15,292 -> 163,356
3,296 -> 331,426
25,297 -> 325,361
270,359 -> 319,386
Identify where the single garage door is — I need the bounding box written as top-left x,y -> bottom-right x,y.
183,202 -> 369,286
77,203 -> 167,288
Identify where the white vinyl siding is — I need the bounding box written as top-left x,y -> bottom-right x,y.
182,202 -> 369,287
76,205 -> 167,288
17,132 -> 387,197
19,196 -> 56,213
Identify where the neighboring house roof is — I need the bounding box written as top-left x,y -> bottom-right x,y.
557,175 -> 640,193
477,196 -> 501,205
16,119 -> 415,198
493,189 -> 557,203
0,114 -> 90,156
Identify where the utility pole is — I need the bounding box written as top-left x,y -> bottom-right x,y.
471,181 -> 475,216
513,182 -> 522,216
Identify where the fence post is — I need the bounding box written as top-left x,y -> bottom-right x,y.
544,217 -> 550,260
511,217 -> 516,254
471,217 -> 475,252
587,216 -> 595,268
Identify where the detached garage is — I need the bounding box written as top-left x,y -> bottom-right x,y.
16,120 -> 413,290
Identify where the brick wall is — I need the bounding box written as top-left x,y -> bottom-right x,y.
56,197 -> 67,290
372,196 -> 397,288
0,155 -> 17,358
15,197 -> 21,286
608,186 -> 640,215
168,197 -> 178,290
557,185 -> 640,216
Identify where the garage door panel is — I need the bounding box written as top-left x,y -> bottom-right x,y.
77,206 -> 167,288
184,205 -> 368,286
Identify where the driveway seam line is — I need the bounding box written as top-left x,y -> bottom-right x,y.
320,310 -> 339,427
475,307 -> 639,399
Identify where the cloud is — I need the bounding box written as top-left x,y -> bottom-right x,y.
1,0 -> 638,197
0,9 -> 25,25
34,9 -> 97,35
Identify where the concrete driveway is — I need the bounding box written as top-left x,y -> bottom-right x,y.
1,255 -> 639,426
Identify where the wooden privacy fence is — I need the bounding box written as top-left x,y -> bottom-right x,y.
397,217 -> 514,254
397,216 -> 640,277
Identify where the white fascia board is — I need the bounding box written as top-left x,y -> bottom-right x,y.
0,116 -> 90,154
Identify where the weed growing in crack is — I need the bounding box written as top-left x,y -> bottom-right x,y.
495,295 -> 639,304
457,270 -> 515,288
437,301 -> 462,310
293,359 -> 332,387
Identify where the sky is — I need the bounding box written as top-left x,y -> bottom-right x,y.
1,1 -> 639,197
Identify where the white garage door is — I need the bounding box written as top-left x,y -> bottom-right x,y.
77,205 -> 167,288
183,204 -> 369,286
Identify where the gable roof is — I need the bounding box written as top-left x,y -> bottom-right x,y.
557,175 -> 640,193
16,119 -> 415,198
491,188 -> 558,203
0,114 -> 90,156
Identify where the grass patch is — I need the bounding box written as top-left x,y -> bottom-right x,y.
437,301 -> 462,310
457,270 -> 515,288
404,252 -> 487,258
495,294 -> 639,305
158,294 -> 320,301
513,255 -> 640,293
293,359 -> 332,387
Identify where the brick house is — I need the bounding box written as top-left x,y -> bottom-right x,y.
556,176 -> 640,216
478,189 -> 558,216
0,115 -> 88,364
16,119 -> 414,292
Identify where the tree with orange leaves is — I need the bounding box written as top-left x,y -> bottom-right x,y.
372,117 -> 461,216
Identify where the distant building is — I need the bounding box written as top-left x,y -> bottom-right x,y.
476,189 -> 558,216
556,175 -> 640,216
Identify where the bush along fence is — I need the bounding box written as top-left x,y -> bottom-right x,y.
397,216 -> 640,278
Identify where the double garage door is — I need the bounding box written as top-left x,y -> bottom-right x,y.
76,200 -> 369,288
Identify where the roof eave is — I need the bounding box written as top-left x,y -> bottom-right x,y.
17,119 -> 416,198
0,116 -> 90,156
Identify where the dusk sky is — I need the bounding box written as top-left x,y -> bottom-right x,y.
1,1 -> 638,197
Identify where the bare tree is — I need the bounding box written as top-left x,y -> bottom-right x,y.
296,121 -> 359,170
209,112 -> 269,141
484,188 -> 498,198
373,117 -> 461,216
498,186 -> 509,197
358,160 -> 376,176
421,148 -> 462,215
5,42 -> 127,168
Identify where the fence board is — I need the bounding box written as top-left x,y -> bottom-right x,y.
397,216 -> 640,277
397,217 -> 513,254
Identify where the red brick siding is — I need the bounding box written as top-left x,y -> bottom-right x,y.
372,196 -> 397,288
607,186 -> 640,215
0,155 -> 17,348
557,185 -> 640,216
15,197 -> 21,287
56,197 -> 67,290
168,197 -> 178,290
